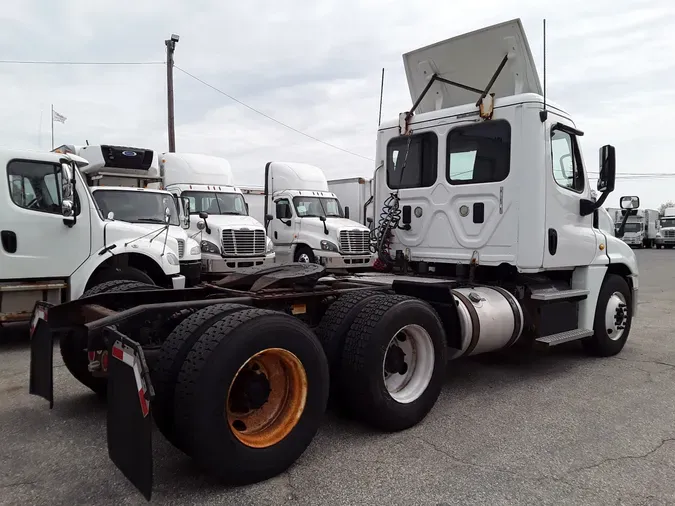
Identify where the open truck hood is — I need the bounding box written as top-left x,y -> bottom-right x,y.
402,18 -> 542,113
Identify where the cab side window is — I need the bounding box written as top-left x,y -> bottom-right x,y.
7,160 -> 64,214
551,128 -> 584,193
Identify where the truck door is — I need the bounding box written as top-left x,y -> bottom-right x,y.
0,158 -> 91,280
269,197 -> 295,259
542,118 -> 598,268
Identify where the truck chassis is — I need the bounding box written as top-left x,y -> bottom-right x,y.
28,262 -> 633,501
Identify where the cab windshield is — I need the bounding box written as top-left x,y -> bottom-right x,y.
92,190 -> 180,226
292,196 -> 343,218
661,218 -> 675,228
183,191 -> 247,216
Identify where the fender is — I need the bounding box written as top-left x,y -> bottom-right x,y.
69,238 -> 181,300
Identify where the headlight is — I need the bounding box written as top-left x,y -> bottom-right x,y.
166,252 -> 179,265
266,236 -> 274,254
201,240 -> 220,254
320,240 -> 338,252
190,245 -> 200,255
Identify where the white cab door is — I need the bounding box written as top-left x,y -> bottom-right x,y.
542,115 -> 598,268
0,159 -> 91,280
269,197 -> 295,260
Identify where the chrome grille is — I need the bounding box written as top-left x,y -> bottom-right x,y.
664,230 -> 675,238
221,229 -> 266,256
339,230 -> 370,254
177,239 -> 185,258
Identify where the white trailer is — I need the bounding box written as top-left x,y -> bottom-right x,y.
54,144 -> 202,286
0,148 -> 185,325
155,153 -> 275,279
327,177 -> 374,228
26,18 -> 640,501
240,162 -> 375,270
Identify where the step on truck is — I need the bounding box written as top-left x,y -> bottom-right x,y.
241,162 -> 375,270
153,153 -> 275,279
54,144 -> 202,286
0,148 -> 185,328
28,18 -> 639,501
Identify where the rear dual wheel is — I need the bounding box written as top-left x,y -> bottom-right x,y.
157,307 -> 329,485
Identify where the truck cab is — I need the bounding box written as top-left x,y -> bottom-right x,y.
657,207 -> 675,248
156,153 -> 275,279
0,148 -> 185,324
242,162 -> 375,270
56,144 -> 202,286
369,18 -> 638,347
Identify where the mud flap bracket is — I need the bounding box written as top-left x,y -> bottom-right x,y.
28,301 -> 55,408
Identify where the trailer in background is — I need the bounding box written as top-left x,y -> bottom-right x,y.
327,177 -> 374,228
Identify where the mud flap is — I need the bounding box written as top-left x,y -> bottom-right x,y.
106,329 -> 154,501
28,302 -> 54,408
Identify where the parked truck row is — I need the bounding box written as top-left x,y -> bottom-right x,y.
22,18 -> 641,503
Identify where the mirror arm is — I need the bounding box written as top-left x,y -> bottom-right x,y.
580,190 -> 610,217
616,209 -> 635,239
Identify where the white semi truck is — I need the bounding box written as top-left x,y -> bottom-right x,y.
54,144 -> 202,286
241,162 -> 374,270
0,148 -> 185,326
327,176 -> 374,228
27,18 -> 639,501
606,207 -> 659,248
155,153 -> 275,279
656,207 -> 675,248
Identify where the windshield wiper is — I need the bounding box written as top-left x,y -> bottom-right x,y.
301,214 -> 324,218
136,218 -> 166,223
220,212 -> 245,215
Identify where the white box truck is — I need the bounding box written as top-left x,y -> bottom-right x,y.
241,162 -> 375,270
327,176 -> 375,228
0,147 -> 185,326
54,144 -> 202,286
606,207 -> 659,248
26,19 -> 640,501
155,153 -> 275,279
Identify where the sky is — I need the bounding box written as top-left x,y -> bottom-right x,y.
0,0 -> 673,210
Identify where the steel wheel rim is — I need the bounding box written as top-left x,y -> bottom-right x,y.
297,253 -> 311,263
226,348 -> 307,448
382,324 -> 435,404
605,291 -> 628,341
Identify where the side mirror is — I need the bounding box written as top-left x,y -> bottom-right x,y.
198,211 -> 209,220
60,163 -> 75,222
265,213 -> 274,222
181,196 -> 191,229
164,206 -> 171,224
344,206 -> 350,219
597,145 -> 616,193
245,203 -> 250,215
319,215 -> 327,222
620,195 -> 640,210
275,202 -> 287,219
366,217 -> 373,224
107,211 -> 115,220
196,220 -> 206,231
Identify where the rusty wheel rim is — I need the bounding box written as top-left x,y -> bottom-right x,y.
226,348 -> 308,448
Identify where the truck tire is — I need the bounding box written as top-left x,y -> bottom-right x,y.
173,308 -> 329,485
152,303 -> 250,451
59,281 -> 160,397
315,290 -> 389,393
294,246 -> 315,264
339,294 -> 447,432
583,274 -> 633,357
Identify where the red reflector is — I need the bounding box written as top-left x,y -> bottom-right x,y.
112,346 -> 124,361
88,351 -> 95,361
102,351 -> 109,372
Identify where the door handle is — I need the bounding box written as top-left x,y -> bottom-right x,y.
1,230 -> 17,253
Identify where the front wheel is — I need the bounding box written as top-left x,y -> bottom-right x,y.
294,246 -> 315,264
583,274 -> 633,357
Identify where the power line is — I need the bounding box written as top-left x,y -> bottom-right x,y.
173,65 -> 374,162
0,59 -> 163,65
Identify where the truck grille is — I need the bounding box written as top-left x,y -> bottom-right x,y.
177,239 -> 185,258
339,230 -> 370,254
221,229 -> 266,256
664,230 -> 675,238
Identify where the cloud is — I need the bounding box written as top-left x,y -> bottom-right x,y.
0,0 -> 673,209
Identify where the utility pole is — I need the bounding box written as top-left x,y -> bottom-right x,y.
165,34 -> 180,153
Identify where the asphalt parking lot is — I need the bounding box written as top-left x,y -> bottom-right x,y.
2,249 -> 675,506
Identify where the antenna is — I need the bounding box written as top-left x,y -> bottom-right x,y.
540,18 -> 548,122
378,68 -> 385,127
86,139 -> 89,146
